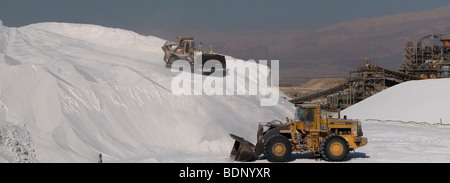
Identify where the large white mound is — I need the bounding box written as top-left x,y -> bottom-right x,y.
342,78 -> 450,125
0,22 -> 293,162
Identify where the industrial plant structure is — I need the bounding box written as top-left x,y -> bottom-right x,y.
290,34 -> 450,110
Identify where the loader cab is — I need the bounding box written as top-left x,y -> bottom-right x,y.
294,104 -> 321,128
177,37 -> 196,54
294,106 -> 314,122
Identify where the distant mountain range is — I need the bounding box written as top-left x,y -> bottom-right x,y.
148,5 -> 450,82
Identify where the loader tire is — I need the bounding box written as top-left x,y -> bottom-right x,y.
264,134 -> 292,162
320,135 -> 349,161
166,56 -> 179,68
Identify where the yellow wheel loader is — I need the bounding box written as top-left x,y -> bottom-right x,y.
230,104 -> 367,162
162,37 -> 226,71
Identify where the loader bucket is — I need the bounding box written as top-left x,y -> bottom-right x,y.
229,134 -> 256,161
202,53 -> 226,69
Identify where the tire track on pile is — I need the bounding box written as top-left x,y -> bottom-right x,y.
123,66 -> 171,93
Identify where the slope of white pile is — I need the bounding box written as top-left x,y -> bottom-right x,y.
0,21 -> 294,162
342,78 -> 450,124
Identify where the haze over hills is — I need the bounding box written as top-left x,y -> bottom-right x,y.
148,5 -> 450,82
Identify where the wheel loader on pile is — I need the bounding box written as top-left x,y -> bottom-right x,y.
162,37 -> 226,71
230,104 -> 367,162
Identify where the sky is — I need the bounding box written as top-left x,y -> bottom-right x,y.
1,0 -> 450,34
